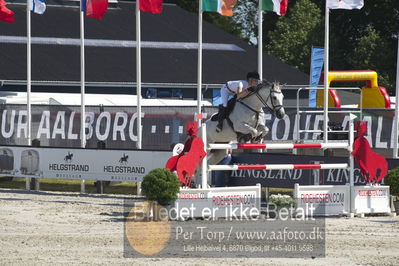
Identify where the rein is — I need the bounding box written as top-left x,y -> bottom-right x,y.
239,83 -> 283,114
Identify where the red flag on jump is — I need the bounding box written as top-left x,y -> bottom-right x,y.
139,0 -> 163,14
0,0 -> 14,23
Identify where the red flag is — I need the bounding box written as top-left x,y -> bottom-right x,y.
139,0 -> 163,14
0,0 -> 14,23
85,0 -> 108,20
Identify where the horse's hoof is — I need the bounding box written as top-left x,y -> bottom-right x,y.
252,135 -> 264,143
238,133 -> 252,143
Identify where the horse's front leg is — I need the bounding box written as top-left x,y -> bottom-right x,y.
235,122 -> 258,139
250,111 -> 268,143
252,124 -> 269,143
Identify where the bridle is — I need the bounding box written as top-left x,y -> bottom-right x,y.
249,83 -> 283,114
265,84 -> 284,114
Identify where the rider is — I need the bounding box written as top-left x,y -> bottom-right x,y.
216,71 -> 260,132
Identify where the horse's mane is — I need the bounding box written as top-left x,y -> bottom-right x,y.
246,80 -> 281,97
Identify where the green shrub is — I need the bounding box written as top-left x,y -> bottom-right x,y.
141,168 -> 180,205
386,167 -> 399,196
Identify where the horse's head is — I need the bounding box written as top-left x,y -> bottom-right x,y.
253,81 -> 285,119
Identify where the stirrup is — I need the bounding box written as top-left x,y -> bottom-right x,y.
216,124 -> 223,132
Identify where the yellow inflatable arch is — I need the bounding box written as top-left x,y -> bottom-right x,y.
316,70 -> 391,108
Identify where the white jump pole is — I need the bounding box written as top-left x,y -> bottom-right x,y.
323,3 -> 330,144
208,163 -> 349,171
258,0 -> 263,80
25,0 -> 32,190
79,3 -> 86,193
394,29 -> 399,158
209,142 -> 349,150
135,1 -> 143,195
348,113 -> 356,215
348,114 -> 356,187
197,0 -> 203,125
201,122 -> 208,189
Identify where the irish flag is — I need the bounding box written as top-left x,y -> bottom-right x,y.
262,0 -> 288,16
203,0 -> 237,17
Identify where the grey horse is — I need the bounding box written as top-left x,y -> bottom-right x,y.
205,81 -> 285,165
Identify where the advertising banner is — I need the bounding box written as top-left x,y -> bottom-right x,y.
0,145 -> 170,182
351,186 -> 391,214
294,184 -> 350,215
176,185 -> 261,218
309,47 -> 324,107
0,105 -> 397,155
227,153 -> 399,188
228,153 -> 353,188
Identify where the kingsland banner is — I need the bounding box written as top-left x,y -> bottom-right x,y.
228,153 -> 399,188
0,105 -> 395,152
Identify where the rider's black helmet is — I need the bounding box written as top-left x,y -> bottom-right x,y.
247,71 -> 260,80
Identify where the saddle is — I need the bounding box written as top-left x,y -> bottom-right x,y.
210,96 -> 255,143
210,96 -> 237,122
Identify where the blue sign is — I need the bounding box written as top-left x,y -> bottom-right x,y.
309,47 -> 324,107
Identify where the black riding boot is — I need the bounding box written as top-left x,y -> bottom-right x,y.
216,105 -> 227,133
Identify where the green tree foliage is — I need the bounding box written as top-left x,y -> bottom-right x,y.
170,0 -> 399,93
348,27 -> 394,89
328,1 -> 399,92
141,168 -> 180,205
232,0 -> 258,44
265,0 -> 323,73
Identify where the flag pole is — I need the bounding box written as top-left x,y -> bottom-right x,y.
197,0 -> 203,124
25,0 -> 32,190
135,1 -> 142,195
394,29 -> 399,158
80,1 -> 86,193
198,0 -> 207,188
136,1 -> 142,150
258,0 -> 263,80
26,0 -> 31,147
323,2 -> 329,144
